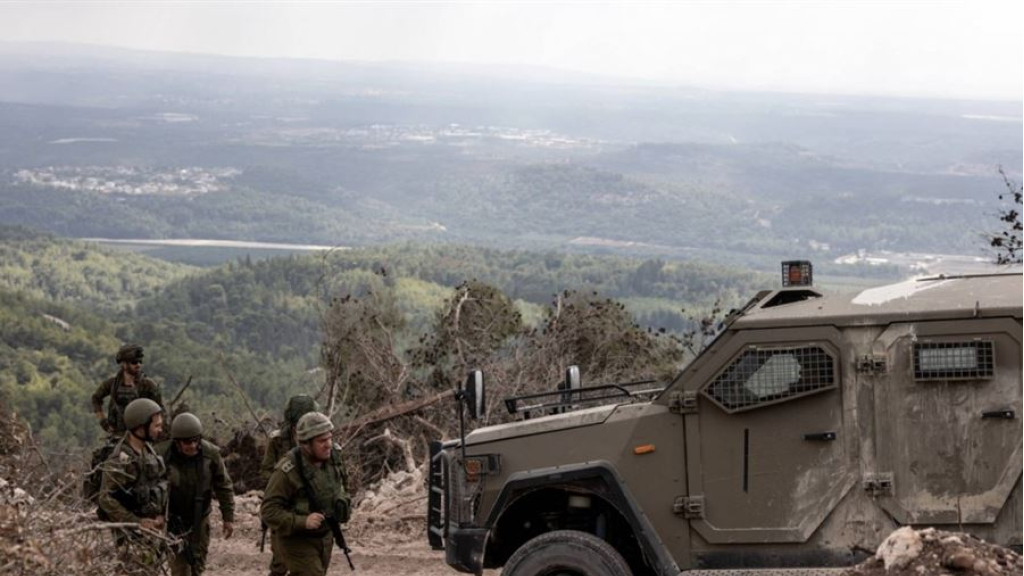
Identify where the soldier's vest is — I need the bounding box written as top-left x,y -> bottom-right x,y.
109,440 -> 169,519
286,446 -> 349,524
108,377 -> 142,434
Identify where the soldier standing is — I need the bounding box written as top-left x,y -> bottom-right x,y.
92,344 -> 163,434
98,398 -> 169,570
260,394 -> 319,576
261,412 -> 352,576
159,413 -> 236,576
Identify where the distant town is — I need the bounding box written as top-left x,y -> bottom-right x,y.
14,165 -> 241,196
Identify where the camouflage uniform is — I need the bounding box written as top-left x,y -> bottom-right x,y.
260,446 -> 351,576
92,371 -> 163,434
156,438 -> 235,576
98,433 -> 169,569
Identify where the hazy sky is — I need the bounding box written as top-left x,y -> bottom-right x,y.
2,1 -> 1021,100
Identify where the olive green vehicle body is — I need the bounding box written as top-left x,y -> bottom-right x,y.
430,274 -> 1023,575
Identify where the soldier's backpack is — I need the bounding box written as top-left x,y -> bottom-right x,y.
82,436 -> 121,513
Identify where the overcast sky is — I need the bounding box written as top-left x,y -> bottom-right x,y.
2,1 -> 1021,101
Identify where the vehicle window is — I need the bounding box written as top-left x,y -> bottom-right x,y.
704,345 -> 836,412
913,341 -> 994,380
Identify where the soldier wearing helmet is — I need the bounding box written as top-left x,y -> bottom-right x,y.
157,413 -> 235,576
261,395 -> 320,485
261,412 -> 351,576
91,344 -> 164,435
260,395 -> 319,576
98,398 -> 169,566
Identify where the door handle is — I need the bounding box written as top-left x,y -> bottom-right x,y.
982,410 -> 1015,420
802,431 -> 837,441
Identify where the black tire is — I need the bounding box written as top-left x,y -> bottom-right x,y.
503,530 -> 634,576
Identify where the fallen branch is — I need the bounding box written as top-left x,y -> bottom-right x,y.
337,389 -> 454,433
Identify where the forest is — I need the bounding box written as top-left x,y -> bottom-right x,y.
0,226 -> 765,452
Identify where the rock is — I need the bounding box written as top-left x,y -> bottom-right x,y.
876,526 -> 924,570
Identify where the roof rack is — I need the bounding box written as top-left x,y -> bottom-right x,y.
503,379 -> 665,417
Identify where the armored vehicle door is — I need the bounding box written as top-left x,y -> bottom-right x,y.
866,318 -> 1022,526
681,326 -> 855,545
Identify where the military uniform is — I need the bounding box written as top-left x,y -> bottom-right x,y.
158,439 -> 235,576
98,432 -> 169,572
99,434 -> 168,522
260,446 -> 351,576
262,395 -> 318,576
92,372 -> 163,434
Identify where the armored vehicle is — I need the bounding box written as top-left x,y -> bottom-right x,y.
427,265 -> 1023,575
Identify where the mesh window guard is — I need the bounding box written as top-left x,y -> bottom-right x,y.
704,346 -> 836,412
913,341 -> 994,380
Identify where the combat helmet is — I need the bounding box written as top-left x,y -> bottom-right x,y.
284,395 -> 319,425
123,398 -> 162,430
170,413 -> 203,439
116,343 -> 144,364
296,412 -> 334,442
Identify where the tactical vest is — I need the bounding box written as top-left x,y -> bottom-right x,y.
288,446 -> 349,524
108,376 -> 142,433
109,439 -> 168,519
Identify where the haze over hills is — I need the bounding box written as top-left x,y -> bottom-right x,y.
0,42 -> 1019,273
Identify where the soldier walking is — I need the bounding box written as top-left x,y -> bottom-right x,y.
260,394 -> 319,576
98,398 -> 169,572
261,412 -> 352,576
158,412 -> 236,576
92,344 -> 163,434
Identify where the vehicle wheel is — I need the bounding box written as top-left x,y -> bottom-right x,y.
503,530 -> 634,576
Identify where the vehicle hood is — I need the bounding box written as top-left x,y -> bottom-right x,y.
461,404 -> 619,446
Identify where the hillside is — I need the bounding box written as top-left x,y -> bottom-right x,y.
0,226 -> 195,311
0,229 -> 768,449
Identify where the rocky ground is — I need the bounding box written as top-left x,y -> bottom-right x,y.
846,526 -> 1022,576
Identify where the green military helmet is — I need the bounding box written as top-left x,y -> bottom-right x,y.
284,394 -> 319,425
170,412 -> 203,439
116,343 -> 144,364
123,398 -> 162,430
295,412 -> 334,442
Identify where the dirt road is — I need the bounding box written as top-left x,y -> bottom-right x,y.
203,505 -> 495,576
206,538 -> 476,576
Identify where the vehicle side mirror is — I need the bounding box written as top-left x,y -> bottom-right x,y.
464,370 -> 486,420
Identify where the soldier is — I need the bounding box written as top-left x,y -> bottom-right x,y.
158,413 -> 236,576
92,343 -> 164,435
261,412 -> 351,576
260,394 -> 319,576
261,395 -> 320,485
98,398 -> 169,570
